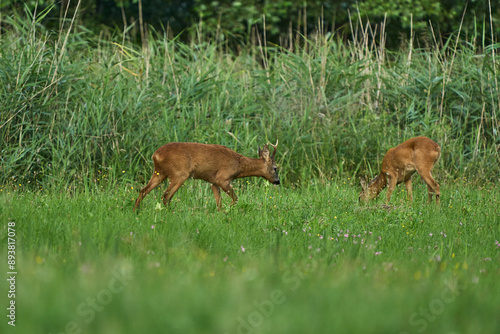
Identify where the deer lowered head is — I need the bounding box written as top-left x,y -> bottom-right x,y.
134,140 -> 280,211
359,175 -> 386,202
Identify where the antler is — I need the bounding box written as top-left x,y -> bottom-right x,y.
268,139 -> 278,159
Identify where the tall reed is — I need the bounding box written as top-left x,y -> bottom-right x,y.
1,7 -> 498,192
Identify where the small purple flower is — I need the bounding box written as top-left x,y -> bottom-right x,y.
344,234 -> 349,238
151,225 -> 155,229
240,246 -> 245,253
429,233 -> 433,237
374,251 -> 382,256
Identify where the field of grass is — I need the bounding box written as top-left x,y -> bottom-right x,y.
1,177 -> 499,333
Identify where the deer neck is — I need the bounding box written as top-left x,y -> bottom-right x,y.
237,156 -> 266,179
372,172 -> 388,195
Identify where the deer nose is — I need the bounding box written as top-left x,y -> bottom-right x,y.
274,180 -> 280,185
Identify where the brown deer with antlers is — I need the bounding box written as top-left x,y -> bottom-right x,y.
134,141 -> 280,211
359,136 -> 441,204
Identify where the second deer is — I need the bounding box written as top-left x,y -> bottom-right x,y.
359,136 -> 441,204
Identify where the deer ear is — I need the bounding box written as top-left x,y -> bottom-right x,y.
360,177 -> 367,189
261,145 -> 270,159
258,146 -> 262,157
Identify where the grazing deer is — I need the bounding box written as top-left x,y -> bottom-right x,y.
359,136 -> 441,204
134,141 -> 280,211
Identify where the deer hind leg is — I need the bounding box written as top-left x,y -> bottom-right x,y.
414,152 -> 440,204
162,174 -> 189,208
134,173 -> 168,211
211,184 -> 222,210
419,171 -> 440,204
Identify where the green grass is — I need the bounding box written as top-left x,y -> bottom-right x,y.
1,178 -> 499,334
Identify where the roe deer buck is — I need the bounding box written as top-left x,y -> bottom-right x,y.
134,141 -> 280,211
359,136 -> 441,204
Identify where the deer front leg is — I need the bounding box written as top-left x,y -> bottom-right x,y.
385,174 -> 397,204
211,184 -> 222,210
220,182 -> 238,207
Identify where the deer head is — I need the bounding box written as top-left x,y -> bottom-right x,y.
359,176 -> 380,202
258,139 -> 279,185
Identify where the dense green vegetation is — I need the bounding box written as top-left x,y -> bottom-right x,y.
0,7 -> 499,334
1,8 -> 499,190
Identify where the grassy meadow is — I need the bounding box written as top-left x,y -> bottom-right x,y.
1,7 -> 500,334
1,179 -> 500,334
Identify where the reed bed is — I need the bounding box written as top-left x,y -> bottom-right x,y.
1,8 -> 499,193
